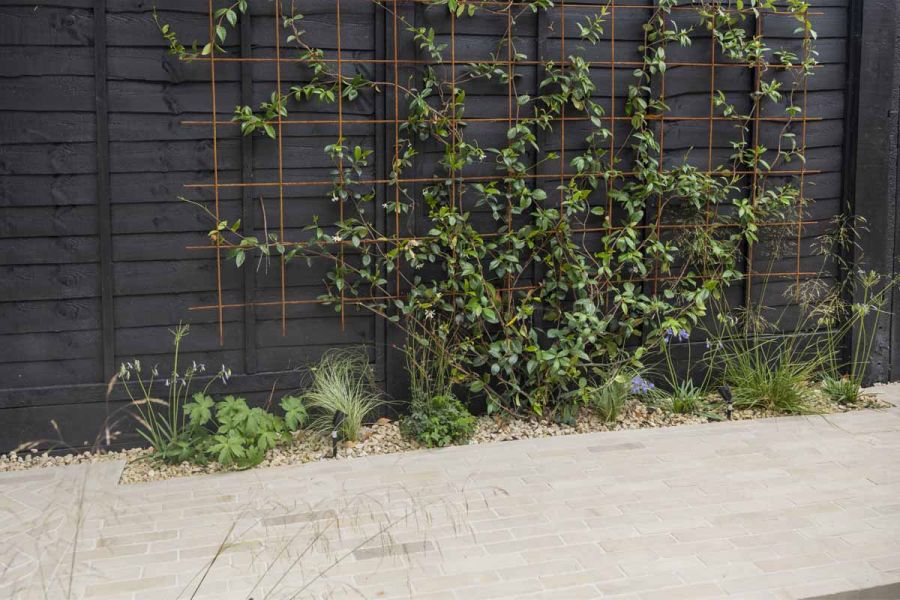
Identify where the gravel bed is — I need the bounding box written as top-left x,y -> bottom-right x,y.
0,392 -> 890,485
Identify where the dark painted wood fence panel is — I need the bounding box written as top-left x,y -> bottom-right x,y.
0,0 -> 873,451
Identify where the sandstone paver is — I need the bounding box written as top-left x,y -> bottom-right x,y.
3,386 -> 900,599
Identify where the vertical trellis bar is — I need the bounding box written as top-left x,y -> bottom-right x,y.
505,2 -> 514,306
450,11 -> 457,211
274,0 -> 287,336
208,0 -> 225,344
652,4 -> 667,297
240,6 -> 257,372
745,11 -> 764,306
706,3 -> 716,225
392,0 -> 402,302
797,10 -> 811,290
374,0 -> 388,389
605,0 -> 616,313
336,0 -> 346,330
558,0 -> 567,218
533,0 -> 547,329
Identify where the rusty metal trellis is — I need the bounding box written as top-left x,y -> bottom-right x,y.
184,0 -> 820,345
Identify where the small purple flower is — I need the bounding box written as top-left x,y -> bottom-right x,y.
630,375 -> 655,395
663,327 -> 689,344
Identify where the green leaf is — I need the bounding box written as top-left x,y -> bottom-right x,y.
184,393 -> 214,428
280,395 -> 308,431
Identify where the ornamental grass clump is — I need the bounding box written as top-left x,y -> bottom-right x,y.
668,380 -> 706,415
593,382 -> 627,424
301,348 -> 385,442
699,296 -> 821,415
820,374 -> 862,406
723,348 -> 815,414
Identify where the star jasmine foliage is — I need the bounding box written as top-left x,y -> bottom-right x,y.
161,0 -> 816,417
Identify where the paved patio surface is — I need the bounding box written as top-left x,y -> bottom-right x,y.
3,386 -> 900,600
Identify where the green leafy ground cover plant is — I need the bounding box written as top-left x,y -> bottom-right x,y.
401,317 -> 477,446
161,1 -> 819,419
182,394 -> 294,467
401,394 -> 476,448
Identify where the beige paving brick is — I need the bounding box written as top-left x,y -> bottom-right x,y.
483,534 -> 564,555
132,585 -> 184,600
85,575 -> 176,597
730,530 -> 808,548
410,592 -> 456,600
639,582 -> 726,599
352,540 -> 434,561
97,528 -> 178,548
619,555 -> 705,578
528,584 -> 601,599
439,552 -> 526,575
677,560 -> 765,584
77,543 -> 149,561
495,558 -> 582,581
671,524 -> 748,542
654,538 -> 736,559
781,577 -> 858,599
720,562 -> 883,595
599,533 -> 678,553
869,553 -> 900,572
507,518 -> 586,539
594,572 -> 685,596
754,552 -> 835,573
521,542 -> 602,564
412,570 -> 499,594
540,565 -> 624,588
634,515 -> 711,535
450,577 -> 542,599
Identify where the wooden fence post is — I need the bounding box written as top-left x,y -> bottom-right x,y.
852,0 -> 900,383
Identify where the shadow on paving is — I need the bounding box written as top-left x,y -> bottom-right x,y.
806,582 -> 900,599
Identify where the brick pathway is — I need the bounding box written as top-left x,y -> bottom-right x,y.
3,386 -> 900,600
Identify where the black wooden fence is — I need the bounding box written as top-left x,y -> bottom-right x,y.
0,0 -> 898,451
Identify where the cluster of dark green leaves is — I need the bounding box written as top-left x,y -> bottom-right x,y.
234,92 -> 287,139
155,1 -> 247,59
153,394 -> 307,469
401,394 -> 476,448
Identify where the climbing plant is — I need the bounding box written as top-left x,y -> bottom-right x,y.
160,0 -> 817,416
